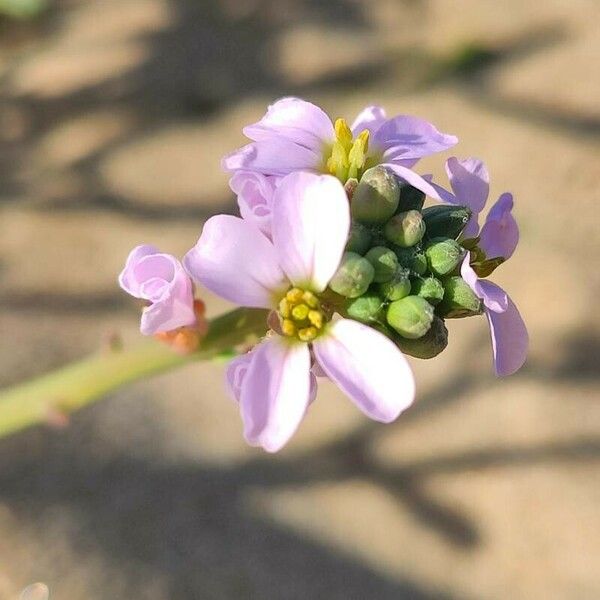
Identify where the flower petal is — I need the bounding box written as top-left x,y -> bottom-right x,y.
184,215 -> 286,308
383,163 -> 455,203
240,337 -> 311,452
222,139 -> 322,176
118,244 -> 159,297
460,254 -> 508,312
351,105 -> 387,136
229,171 -> 277,236
243,97 -> 334,149
272,172 -> 350,292
374,115 -> 458,159
445,157 -> 489,214
225,352 -> 254,403
313,318 -> 414,422
479,193 -> 519,260
485,286 -> 528,376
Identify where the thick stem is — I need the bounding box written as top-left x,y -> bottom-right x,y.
0,307 -> 268,439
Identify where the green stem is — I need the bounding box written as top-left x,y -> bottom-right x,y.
0,307 -> 268,439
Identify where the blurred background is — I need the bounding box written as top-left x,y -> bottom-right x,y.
0,0 -> 599,598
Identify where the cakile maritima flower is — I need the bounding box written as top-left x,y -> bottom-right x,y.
119,97 -> 529,452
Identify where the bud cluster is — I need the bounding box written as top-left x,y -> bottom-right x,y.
327,165 -> 484,359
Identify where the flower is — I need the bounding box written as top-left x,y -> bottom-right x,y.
441,158 -> 519,260
229,171 -> 279,237
461,253 -> 528,376
223,97 -> 456,202
184,172 -> 415,452
119,245 -> 196,335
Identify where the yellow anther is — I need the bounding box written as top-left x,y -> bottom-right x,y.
291,303 -> 309,321
297,326 -> 318,342
278,298 -> 291,318
286,288 -> 304,303
281,319 -> 296,337
334,118 -> 353,151
348,129 -> 370,180
302,290 -> 319,308
308,309 -> 323,329
326,140 -> 349,180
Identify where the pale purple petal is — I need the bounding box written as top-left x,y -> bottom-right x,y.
184,215 -> 287,308
479,193 -> 519,260
118,244 -> 159,297
445,157 -> 489,214
313,318 -> 414,423
222,139 -> 322,176
272,172 -> 350,292
484,284 -> 528,376
225,352 -> 254,403
461,254 -> 508,312
240,337 -> 311,452
243,97 -> 334,150
230,171 -> 277,236
351,105 -> 387,136
373,115 -> 458,159
383,163 -> 456,203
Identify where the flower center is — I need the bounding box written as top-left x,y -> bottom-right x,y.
278,287 -> 328,342
324,118 -> 370,183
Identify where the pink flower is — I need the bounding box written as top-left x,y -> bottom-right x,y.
222,97 -> 456,202
461,254 -> 528,376
119,245 -> 196,335
185,172 -> 415,452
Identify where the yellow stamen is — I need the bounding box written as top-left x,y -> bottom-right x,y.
281,319 -> 296,337
298,326 -> 318,342
308,309 -> 323,329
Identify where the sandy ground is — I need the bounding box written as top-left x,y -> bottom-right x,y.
0,0 -> 599,598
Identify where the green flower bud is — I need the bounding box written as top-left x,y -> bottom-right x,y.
351,166 -> 400,224
384,210 -> 426,248
328,252 -> 374,298
422,205 -> 472,240
386,295 -> 434,339
392,316 -> 448,359
345,291 -> 384,324
364,246 -> 399,283
395,245 -> 428,276
398,184 -> 425,212
345,222 -> 372,255
379,267 -> 411,301
412,276 -> 444,305
425,238 -> 464,277
437,276 -> 483,318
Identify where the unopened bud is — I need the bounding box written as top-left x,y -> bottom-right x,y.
395,245 -> 428,276
425,238 -> 464,277
412,276 -> 444,305
392,316 -> 448,359
345,222 -> 372,254
384,210 -> 426,247
365,246 -> 399,283
437,276 -> 483,318
379,267 -> 411,301
422,205 -> 472,240
398,184 -> 426,212
351,166 -> 400,224
345,291 -> 384,324
328,252 -> 374,298
386,295 -> 434,339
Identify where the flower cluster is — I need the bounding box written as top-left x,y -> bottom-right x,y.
119,97 -> 528,452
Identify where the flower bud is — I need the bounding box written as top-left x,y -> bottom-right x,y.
351,166 -> 400,224
398,183 -> 426,212
328,252 -> 374,298
379,267 -> 411,301
437,276 -> 483,318
425,238 -> 464,277
365,246 -> 399,283
384,210 -> 426,248
345,291 -> 384,324
395,245 -> 428,276
345,222 -> 372,255
422,205 -> 472,240
392,316 -> 448,359
412,276 -> 444,305
386,295 -> 434,339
